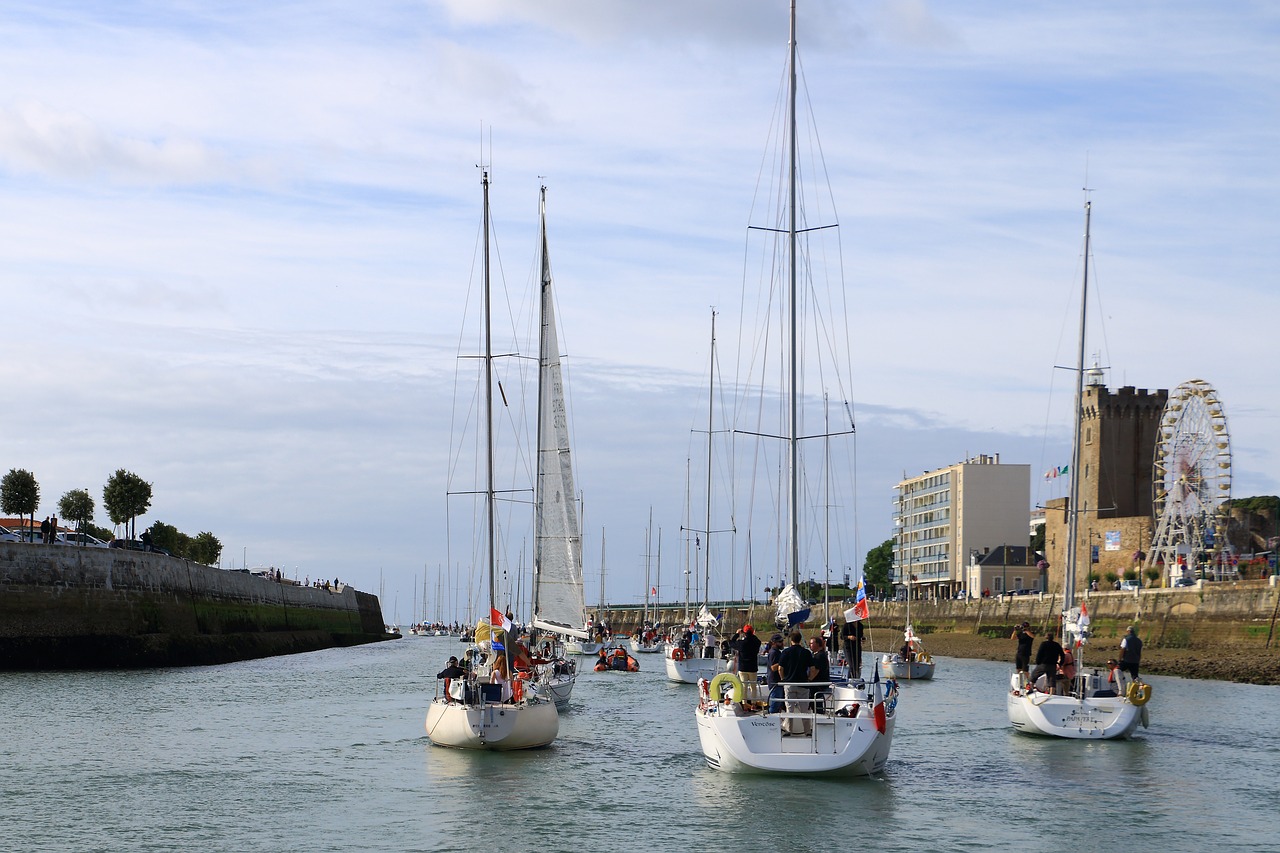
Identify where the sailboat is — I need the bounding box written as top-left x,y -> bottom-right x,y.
631,515 -> 663,654
566,533 -> 607,655
694,0 -> 896,775
424,169 -> 559,751
526,186 -> 586,709
879,528 -> 936,680
665,311 -> 730,684
1006,200 -> 1151,739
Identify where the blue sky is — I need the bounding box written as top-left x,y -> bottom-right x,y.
2,1 -> 1277,622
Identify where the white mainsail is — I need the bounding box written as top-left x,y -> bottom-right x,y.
532,189 -> 590,642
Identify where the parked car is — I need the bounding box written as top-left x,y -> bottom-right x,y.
58,532 -> 109,548
1173,577 -> 1195,588
5,526 -> 48,543
1119,580 -> 1141,591
109,538 -> 172,556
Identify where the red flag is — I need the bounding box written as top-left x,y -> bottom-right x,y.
852,581 -> 870,621
651,587 -> 657,596
490,607 -> 511,634
872,679 -> 886,734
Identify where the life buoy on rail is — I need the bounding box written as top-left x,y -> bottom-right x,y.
511,673 -> 524,703
708,671 -> 744,704
671,648 -> 687,661
1126,681 -> 1152,706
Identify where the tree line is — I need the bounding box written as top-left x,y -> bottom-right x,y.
0,467 -> 222,566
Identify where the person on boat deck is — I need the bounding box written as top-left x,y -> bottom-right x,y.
436,656 -> 466,703
777,631 -> 815,735
1012,622 -> 1035,682
511,642 -> 544,672
900,640 -> 915,663
841,617 -> 865,679
726,629 -> 743,671
1057,645 -> 1077,693
1029,630 -> 1067,693
490,653 -> 514,702
703,630 -> 717,659
807,636 -> 831,711
1119,626 -> 1143,680
766,634 -> 786,714
735,625 -> 762,689
1100,658 -> 1124,697
609,648 -> 629,671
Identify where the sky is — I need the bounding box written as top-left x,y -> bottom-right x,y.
2,1 -> 1277,624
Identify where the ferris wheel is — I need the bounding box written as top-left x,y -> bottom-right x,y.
1145,379 -> 1232,578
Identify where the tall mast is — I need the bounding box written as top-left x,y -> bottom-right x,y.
532,185 -> 549,621
482,169 -> 497,616
786,0 -> 800,586
1064,200 -> 1092,614
704,309 -> 717,609
655,528 -> 662,617
644,508 -> 653,623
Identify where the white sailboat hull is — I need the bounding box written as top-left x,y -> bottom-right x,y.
425,697 -> 559,751
631,639 -> 662,654
565,640 -> 603,656
879,654 -> 935,681
665,649 -> 727,684
1006,673 -> 1146,739
530,672 -> 575,711
696,684 -> 895,776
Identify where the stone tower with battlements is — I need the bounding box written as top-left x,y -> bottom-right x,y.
1044,380 -> 1168,596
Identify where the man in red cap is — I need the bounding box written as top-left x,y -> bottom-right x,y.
735,624 -> 762,700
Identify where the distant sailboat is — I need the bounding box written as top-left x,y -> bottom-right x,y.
632,513 -> 663,654
665,311 -> 729,685
879,528 -> 936,680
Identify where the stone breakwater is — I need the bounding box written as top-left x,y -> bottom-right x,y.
0,542 -> 391,669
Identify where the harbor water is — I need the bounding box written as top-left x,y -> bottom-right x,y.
2,634 -> 1277,853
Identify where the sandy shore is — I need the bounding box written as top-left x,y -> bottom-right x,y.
863,627 -> 1280,686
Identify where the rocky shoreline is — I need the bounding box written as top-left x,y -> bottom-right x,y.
865,627 -> 1280,686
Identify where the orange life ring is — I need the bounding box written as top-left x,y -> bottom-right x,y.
672,648 -> 686,661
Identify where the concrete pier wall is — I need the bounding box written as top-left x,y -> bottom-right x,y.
0,542 -> 390,669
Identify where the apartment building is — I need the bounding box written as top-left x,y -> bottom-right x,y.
893,454 -> 1030,599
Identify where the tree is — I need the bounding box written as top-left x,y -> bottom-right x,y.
58,489 -> 95,532
863,538 -> 894,594
102,469 -> 152,539
1030,523 -> 1045,552
147,521 -> 189,557
1,468 -> 40,532
85,523 -> 114,542
190,531 -> 222,566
